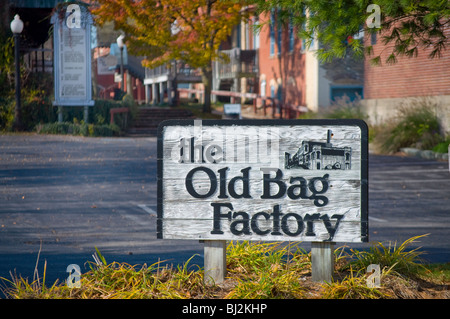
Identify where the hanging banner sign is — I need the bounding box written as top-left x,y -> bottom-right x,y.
51,4 -> 94,107
157,119 -> 368,242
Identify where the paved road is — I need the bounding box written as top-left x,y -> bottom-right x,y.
366,154 -> 449,260
0,134 -> 203,292
0,134 -> 449,291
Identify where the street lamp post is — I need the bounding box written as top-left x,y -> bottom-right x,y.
116,34 -> 125,95
10,14 -> 24,131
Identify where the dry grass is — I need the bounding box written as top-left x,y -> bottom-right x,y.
1,236 -> 448,299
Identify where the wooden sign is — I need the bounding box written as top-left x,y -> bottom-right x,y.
157,119 -> 368,243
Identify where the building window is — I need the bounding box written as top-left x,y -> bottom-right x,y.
270,84 -> 276,98
289,22 -> 294,52
244,22 -> 249,50
270,11 -> 275,56
236,23 -> 241,49
270,9 -> 282,56
253,17 -> 260,49
270,28 -> 275,56
330,85 -> 364,102
370,32 -> 377,45
277,20 -> 282,55
277,83 -> 282,101
260,79 -> 266,97
300,8 -> 315,52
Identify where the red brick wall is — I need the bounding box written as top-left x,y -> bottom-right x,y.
364,26 -> 450,99
257,13 -> 306,107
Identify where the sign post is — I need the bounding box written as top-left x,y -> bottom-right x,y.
311,242 -> 335,282
157,119 -> 368,284
204,240 -> 227,285
51,4 -> 94,123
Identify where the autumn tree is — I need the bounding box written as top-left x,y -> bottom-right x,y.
92,0 -> 249,113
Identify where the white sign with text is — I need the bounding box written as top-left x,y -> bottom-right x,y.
52,4 -> 94,107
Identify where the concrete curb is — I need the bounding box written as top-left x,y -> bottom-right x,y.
400,147 -> 449,161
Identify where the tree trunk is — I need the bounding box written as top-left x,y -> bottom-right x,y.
201,64 -> 213,113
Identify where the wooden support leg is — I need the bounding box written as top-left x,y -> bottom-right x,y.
311,242 -> 335,283
58,106 -> 63,123
84,105 -> 89,124
204,240 -> 226,285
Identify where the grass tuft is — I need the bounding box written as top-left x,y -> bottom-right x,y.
322,268 -> 389,299
1,235 -> 448,299
343,234 -> 429,278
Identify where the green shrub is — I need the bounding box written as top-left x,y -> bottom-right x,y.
56,98 -> 131,130
322,269 -> 388,299
298,96 -> 368,121
92,124 -> 120,137
32,97 -> 132,136
343,234 -> 428,278
36,122 -> 121,137
378,98 -> 444,153
225,241 -> 309,298
21,90 -> 57,130
36,122 -> 69,134
0,95 -> 14,131
324,96 -> 368,121
121,94 -> 138,120
0,85 -> 56,132
432,139 -> 450,153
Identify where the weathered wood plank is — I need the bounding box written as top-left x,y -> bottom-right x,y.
159,201 -> 362,220
162,178 -> 361,202
157,120 -> 368,243
160,124 -> 362,170
159,218 -> 366,242
161,165 -> 362,179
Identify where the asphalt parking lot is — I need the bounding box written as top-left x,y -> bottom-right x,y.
0,133 -> 449,289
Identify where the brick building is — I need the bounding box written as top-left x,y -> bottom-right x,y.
248,11 -> 363,113
256,12 -> 306,110
144,10 -> 364,114
94,22 -> 146,103
94,44 -> 146,103
363,27 -> 450,133
228,12 -> 363,113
